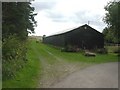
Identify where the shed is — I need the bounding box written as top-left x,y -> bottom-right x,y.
43,24 -> 104,51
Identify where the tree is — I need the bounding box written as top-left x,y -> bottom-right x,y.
2,2 -> 37,80
103,27 -> 115,43
103,1 -> 120,43
2,2 -> 37,40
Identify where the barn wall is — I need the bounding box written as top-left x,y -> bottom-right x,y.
43,24 -> 104,49
43,34 -> 65,47
65,25 -> 104,49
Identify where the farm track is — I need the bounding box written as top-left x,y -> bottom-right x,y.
31,43 -> 93,88
29,41 -> 118,88
52,62 -> 118,88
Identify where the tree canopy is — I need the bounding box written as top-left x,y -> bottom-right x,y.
103,1 -> 120,44
2,2 -> 37,80
2,2 -> 37,40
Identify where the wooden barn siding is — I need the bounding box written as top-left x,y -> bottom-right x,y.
43,34 -> 65,47
43,25 -> 104,49
64,26 -> 104,49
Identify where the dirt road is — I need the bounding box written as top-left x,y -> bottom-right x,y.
52,62 -> 118,88
34,42 -> 118,88
37,47 -> 93,88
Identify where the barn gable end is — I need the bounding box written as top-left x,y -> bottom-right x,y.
43,24 -> 104,50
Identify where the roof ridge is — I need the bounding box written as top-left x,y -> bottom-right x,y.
47,24 -> 98,37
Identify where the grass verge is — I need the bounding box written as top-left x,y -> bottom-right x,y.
2,39 -> 119,88
43,43 -> 118,63
2,39 -> 41,88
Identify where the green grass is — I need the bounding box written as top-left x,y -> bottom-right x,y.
42,43 -> 118,63
2,39 -> 41,88
2,39 -> 119,88
105,45 -> 120,53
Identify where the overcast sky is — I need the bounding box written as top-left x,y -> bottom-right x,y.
30,0 -> 112,36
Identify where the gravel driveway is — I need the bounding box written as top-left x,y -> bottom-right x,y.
52,62 -> 118,88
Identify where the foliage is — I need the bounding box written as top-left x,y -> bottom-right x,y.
113,48 -> 120,53
103,27 -> 114,43
105,45 -> 119,53
42,42 -> 118,63
2,2 -> 37,39
2,35 -> 27,80
2,2 -> 37,80
95,48 -> 108,54
103,1 -> 120,43
3,39 -> 118,87
3,39 -> 41,88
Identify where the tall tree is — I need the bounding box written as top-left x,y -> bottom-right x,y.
2,2 -> 37,40
103,1 -> 120,43
2,2 -> 37,80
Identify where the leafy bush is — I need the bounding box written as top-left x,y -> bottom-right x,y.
2,35 -> 27,80
96,48 -> 108,54
113,47 -> 120,53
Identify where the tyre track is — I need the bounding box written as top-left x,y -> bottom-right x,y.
36,47 -> 93,88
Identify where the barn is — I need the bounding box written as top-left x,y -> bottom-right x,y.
43,24 -> 104,51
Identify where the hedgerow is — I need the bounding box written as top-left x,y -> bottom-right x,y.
2,35 -> 28,80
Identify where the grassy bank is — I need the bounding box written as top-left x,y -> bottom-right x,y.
2,39 -> 118,88
37,41 -> 118,87
41,43 -> 118,63
2,39 -> 41,88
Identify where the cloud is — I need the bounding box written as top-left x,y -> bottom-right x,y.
31,0 -> 111,36
32,2 -> 56,12
73,11 -> 103,24
45,10 -> 68,22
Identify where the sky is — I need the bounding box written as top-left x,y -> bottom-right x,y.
30,0 -> 112,36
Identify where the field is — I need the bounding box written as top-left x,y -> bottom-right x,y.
2,39 -> 118,88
